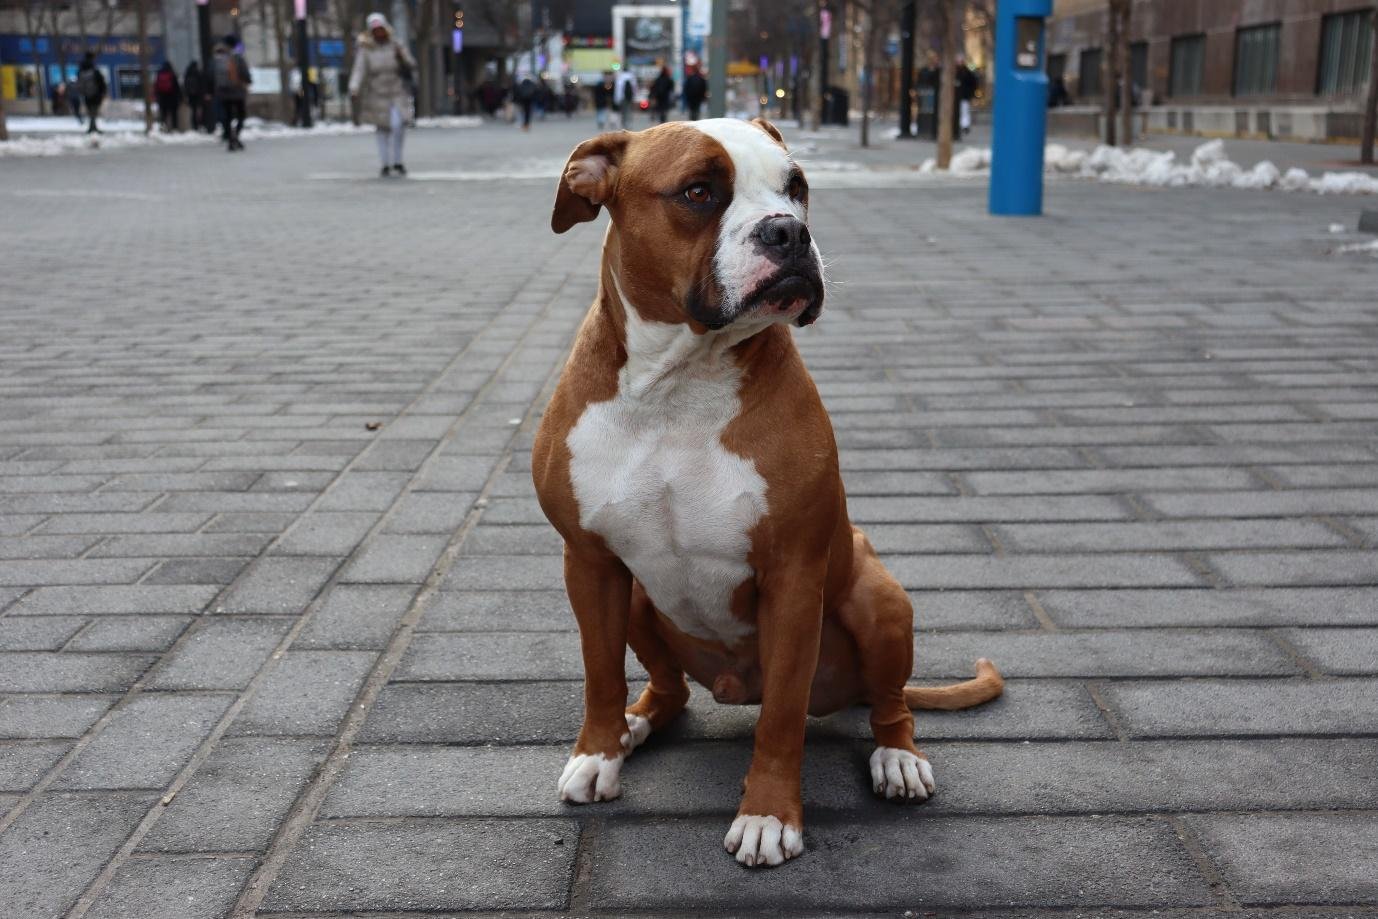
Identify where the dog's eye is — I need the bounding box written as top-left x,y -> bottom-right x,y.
684,183 -> 713,205
787,175 -> 807,202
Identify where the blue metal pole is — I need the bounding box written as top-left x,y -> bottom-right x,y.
989,0 -> 1052,216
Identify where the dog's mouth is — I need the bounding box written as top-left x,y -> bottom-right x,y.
742,271 -> 824,327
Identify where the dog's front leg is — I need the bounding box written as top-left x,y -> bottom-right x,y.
724,566 -> 824,867
558,542 -> 633,804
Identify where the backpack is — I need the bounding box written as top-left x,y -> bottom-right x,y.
214,53 -> 246,92
155,70 -> 175,95
516,78 -> 536,102
619,78 -> 635,106
77,68 -> 101,99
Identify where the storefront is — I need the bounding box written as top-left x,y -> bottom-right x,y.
1,34 -> 164,104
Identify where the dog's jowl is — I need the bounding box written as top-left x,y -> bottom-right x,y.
532,118 -> 1003,868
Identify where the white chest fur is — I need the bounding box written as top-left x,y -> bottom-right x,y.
566,301 -> 768,646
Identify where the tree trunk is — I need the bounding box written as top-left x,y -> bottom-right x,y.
272,0 -> 294,121
0,97 -> 8,141
936,0 -> 961,168
1361,3 -> 1378,164
1102,2 -> 1118,146
139,0 -> 153,133
21,0 -> 48,115
1118,0 -> 1132,146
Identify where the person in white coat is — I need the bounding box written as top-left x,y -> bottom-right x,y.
349,12 -> 416,176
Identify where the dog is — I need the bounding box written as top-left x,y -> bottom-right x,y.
532,117 -> 1003,868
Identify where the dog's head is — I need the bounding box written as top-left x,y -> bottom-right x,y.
551,118 -> 824,331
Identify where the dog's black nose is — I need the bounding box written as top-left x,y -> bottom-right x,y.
753,216 -> 811,260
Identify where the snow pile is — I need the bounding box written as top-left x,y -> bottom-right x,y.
413,115 -> 483,128
920,138 -> 1378,196
0,118 -> 374,157
1338,239 -> 1378,255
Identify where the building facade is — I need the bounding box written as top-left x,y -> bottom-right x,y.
1048,0 -> 1376,141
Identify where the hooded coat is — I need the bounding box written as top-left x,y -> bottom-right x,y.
349,18 -> 415,128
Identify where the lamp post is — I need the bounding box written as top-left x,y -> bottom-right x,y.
707,0 -> 726,116
196,0 -> 212,129
818,2 -> 831,125
294,0 -> 312,126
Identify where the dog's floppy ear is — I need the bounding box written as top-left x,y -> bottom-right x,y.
750,117 -> 786,148
552,132 -> 631,234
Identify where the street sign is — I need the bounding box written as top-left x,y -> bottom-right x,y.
688,0 -> 711,38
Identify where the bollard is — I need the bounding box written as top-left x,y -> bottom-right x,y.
989,0 -> 1052,216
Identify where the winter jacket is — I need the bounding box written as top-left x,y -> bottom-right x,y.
211,47 -> 252,101
76,63 -> 106,103
349,27 -> 415,128
683,73 -> 707,106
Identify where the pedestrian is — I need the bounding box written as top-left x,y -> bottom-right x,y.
65,77 -> 84,124
614,65 -> 637,128
75,52 -> 106,135
349,12 -> 416,177
650,65 -> 673,124
154,61 -> 181,132
513,71 -> 537,131
592,71 -> 614,129
183,61 -> 208,131
683,64 -> 706,121
210,35 -> 251,151
955,54 -> 978,137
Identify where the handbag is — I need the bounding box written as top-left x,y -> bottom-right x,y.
394,46 -> 414,92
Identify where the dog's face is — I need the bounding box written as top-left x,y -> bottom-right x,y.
552,118 -> 824,331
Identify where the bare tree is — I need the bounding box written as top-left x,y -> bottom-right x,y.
138,0 -> 152,133
19,0 -> 48,115
1361,1 -> 1377,164
1101,0 -> 1118,145
935,0 -> 962,169
1117,0 -> 1132,145
0,95 -> 9,141
856,0 -> 897,147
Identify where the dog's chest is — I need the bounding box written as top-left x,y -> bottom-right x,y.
566,352 -> 766,646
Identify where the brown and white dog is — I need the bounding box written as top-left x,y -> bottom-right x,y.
532,117 -> 1003,868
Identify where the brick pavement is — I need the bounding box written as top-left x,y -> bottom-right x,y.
1,118 -> 1377,917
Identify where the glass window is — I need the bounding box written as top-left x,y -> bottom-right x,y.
1169,34 -> 1205,96
1234,23 -> 1280,96
1079,47 -> 1102,99
1130,41 -> 1148,90
1047,52 -> 1066,81
1317,9 -> 1374,95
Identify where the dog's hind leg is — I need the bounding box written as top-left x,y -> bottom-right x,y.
834,527 -> 935,802
624,581 -> 690,751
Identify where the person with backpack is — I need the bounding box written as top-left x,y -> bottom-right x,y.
514,71 -> 537,131
183,61 -> 208,132
682,64 -> 707,121
613,66 -> 638,128
76,53 -> 107,135
210,36 -> 251,150
649,65 -> 674,124
154,61 -> 182,132
591,71 -> 614,129
349,12 -> 416,177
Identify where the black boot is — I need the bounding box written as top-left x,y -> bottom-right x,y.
392,163 -> 406,176
380,165 -> 391,177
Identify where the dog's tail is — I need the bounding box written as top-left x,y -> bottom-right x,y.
904,658 -> 1004,710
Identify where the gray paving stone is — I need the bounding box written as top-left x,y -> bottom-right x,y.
295,583 -> 417,649
84,855 -> 255,919
0,616 -> 87,651
0,534 -> 100,559
312,472 -> 411,511
88,533 -> 272,558
228,651 -> 375,737
0,739 -> 70,790
1101,678 -> 1378,738
271,511 -> 378,556
64,616 -> 192,652
884,552 -> 1205,589
395,632 -> 644,681
1144,488 -> 1378,518
0,695 -> 115,739
442,553 -> 563,590
1204,550 -> 1378,587
143,557 -> 251,586
149,619 -> 293,690
339,534 -> 449,584
1037,587 -> 1378,627
0,558 -> 155,587
382,491 -> 475,534
0,653 -> 157,692
1182,813 -> 1378,905
217,556 -> 340,615
261,818 -> 578,912
54,693 -> 233,790
0,791 -> 159,919
848,494 -> 1134,523
418,590 -> 573,632
995,520 -> 1350,553
584,815 -> 1210,910
9,585 -> 218,616
918,629 -> 1297,678
204,511 -> 301,533
139,737 -> 328,853
460,523 -> 565,556
963,467 -> 1257,495
1281,627 -> 1378,675
910,590 -> 1040,629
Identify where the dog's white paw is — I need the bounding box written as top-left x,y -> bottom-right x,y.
558,752 -> 624,803
723,814 -> 804,867
621,713 -> 651,752
869,747 -> 935,801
